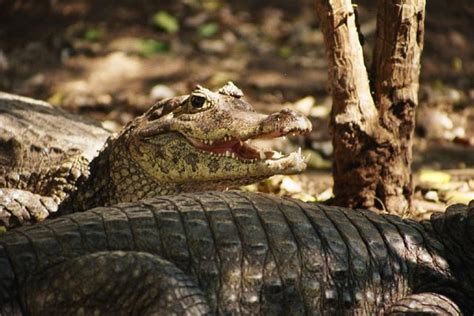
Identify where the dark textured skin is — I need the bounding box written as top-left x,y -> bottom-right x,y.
0,192 -> 472,315
386,293 -> 461,315
21,252 -> 209,315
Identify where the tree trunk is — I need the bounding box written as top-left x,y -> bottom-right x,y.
314,0 -> 426,215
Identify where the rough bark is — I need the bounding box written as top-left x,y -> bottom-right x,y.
371,0 -> 425,213
315,0 -> 425,215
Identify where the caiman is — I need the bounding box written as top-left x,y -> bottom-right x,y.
0,82 -> 311,229
0,192 -> 472,314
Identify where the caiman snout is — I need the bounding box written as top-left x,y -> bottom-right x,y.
259,108 -> 312,137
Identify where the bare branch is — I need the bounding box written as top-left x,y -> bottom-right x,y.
315,0 -> 426,215
315,0 -> 377,133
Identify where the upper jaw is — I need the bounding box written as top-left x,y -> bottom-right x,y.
257,108 -> 312,138
186,107 -> 311,143
184,108 -> 312,165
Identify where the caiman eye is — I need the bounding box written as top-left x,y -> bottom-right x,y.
190,95 -> 206,108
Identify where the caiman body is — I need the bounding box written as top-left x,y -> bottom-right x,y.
0,83 -> 310,228
0,192 -> 472,315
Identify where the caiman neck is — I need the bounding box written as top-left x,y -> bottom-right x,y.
62,136 -> 176,212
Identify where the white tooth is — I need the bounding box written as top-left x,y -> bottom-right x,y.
226,151 -> 231,157
231,152 -> 236,158
259,151 -> 265,160
209,140 -> 213,145
298,147 -> 302,155
272,151 -> 283,159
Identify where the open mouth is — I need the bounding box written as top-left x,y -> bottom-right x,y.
185,128 -> 310,162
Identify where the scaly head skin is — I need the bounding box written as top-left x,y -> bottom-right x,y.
128,82 -> 311,188
68,82 -> 311,210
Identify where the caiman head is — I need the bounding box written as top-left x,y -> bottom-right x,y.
114,82 -> 311,193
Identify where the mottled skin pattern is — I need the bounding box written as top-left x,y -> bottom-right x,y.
0,192 -> 472,315
0,83 -> 311,227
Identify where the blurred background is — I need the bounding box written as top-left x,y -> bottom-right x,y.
1,0 -> 473,217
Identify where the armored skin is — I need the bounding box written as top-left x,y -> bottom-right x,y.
0,83 -> 311,228
0,192 -> 472,315
2,89 -> 470,314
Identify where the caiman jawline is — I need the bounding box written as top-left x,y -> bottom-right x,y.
185,127 -> 309,162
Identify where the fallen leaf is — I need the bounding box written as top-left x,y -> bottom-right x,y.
84,28 -> 104,42
293,192 -> 316,202
278,46 -> 292,58
153,11 -> 179,33
138,39 -> 169,57
445,191 -> 474,205
280,177 -> 303,194
316,188 -> 333,202
198,23 -> 219,38
47,92 -> 64,106
419,169 -> 451,184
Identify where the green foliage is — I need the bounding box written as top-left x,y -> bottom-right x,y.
84,28 -> 104,42
152,11 -> 179,33
138,39 -> 169,57
278,46 -> 292,58
184,0 -> 222,11
198,22 -> 219,38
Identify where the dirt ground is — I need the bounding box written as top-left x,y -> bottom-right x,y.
1,0 -> 473,219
